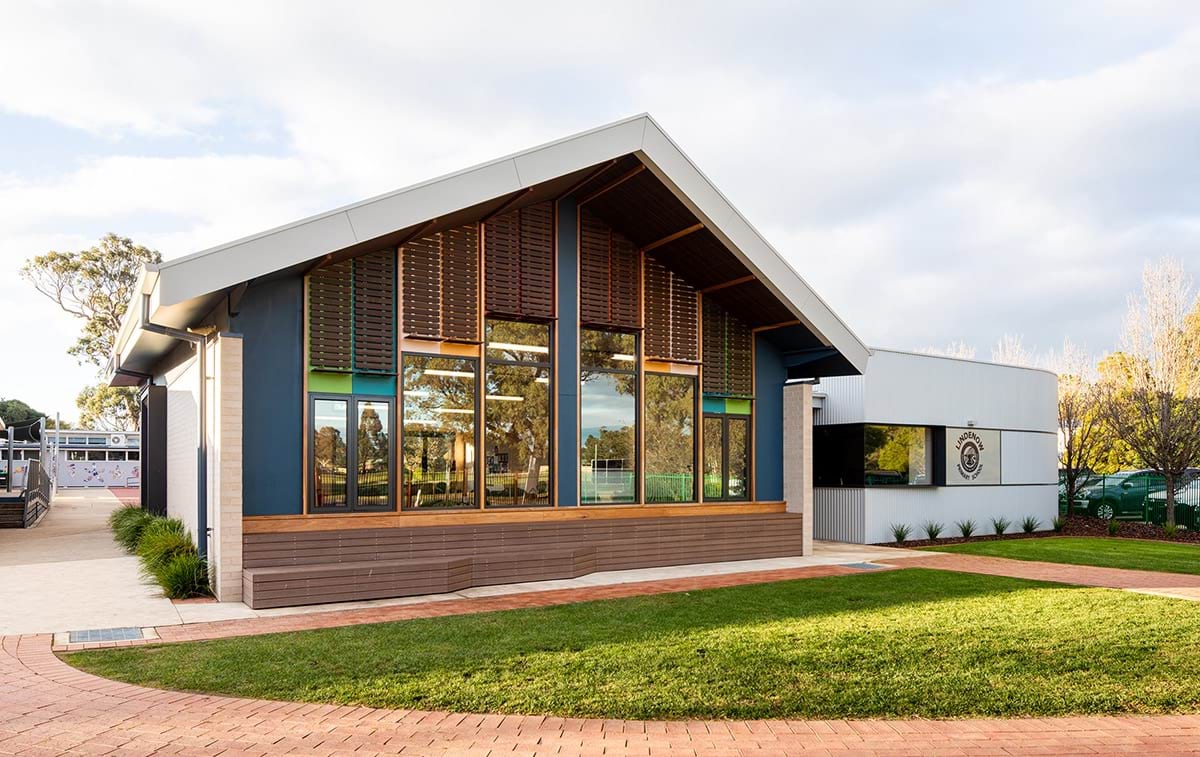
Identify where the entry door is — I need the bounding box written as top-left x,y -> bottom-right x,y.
703,414 -> 750,501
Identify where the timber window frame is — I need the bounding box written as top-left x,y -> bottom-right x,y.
400,353 -> 481,510
643,372 -> 698,504
483,319 -> 554,508
579,328 -> 640,505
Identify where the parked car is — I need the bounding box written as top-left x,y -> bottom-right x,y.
1145,477 -> 1200,528
1074,469 -> 1200,520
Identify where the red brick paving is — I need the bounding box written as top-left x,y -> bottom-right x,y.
105,487 -> 139,507
8,554 -> 1200,753
3,634 -> 1200,754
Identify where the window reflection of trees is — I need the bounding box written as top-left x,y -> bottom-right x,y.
580,329 -> 638,504
402,356 -> 477,509
644,374 -> 696,503
864,425 -> 931,486
485,319 -> 552,507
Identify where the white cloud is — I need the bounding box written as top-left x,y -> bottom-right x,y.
3,2 -> 1200,417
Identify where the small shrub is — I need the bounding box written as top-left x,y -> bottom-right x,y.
991,516 -> 1012,536
137,518 -> 194,581
109,505 -> 156,553
158,553 -> 210,599
922,520 -> 944,540
1052,515 -> 1066,532
890,522 -> 913,544
1107,519 -> 1121,537
955,519 -> 977,538
1164,522 -> 1180,539
1021,515 -> 1041,534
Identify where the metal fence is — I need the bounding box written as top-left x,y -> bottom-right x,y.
1060,472 -> 1200,526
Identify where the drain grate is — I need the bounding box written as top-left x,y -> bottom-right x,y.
842,562 -> 888,571
67,627 -> 143,643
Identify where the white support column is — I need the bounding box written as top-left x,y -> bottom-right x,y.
783,382 -> 814,555
208,333 -> 244,602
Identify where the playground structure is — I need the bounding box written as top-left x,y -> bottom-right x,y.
0,415 -> 56,528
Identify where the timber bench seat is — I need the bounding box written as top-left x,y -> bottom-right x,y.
241,512 -> 805,609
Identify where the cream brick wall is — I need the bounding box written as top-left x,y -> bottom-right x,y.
208,334 -> 244,602
783,382 -> 814,555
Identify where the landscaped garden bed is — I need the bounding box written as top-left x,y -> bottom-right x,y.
880,515 -> 1200,548
64,569 -> 1200,720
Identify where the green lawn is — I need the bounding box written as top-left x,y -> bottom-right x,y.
63,569 -> 1200,720
924,536 -> 1200,575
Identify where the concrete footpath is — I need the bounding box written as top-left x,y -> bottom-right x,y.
0,489 -> 184,635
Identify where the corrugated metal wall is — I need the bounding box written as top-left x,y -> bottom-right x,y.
813,375 -> 865,426
813,487 -> 866,542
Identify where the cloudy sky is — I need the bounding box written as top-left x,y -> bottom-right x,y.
2,1 -> 1199,423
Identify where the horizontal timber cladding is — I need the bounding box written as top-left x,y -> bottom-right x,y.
484,201 -> 555,319
241,511 -> 804,608
702,299 -> 753,396
308,258 -> 354,371
579,208 -> 641,329
352,250 -> 396,372
644,256 -> 699,362
401,223 -> 480,342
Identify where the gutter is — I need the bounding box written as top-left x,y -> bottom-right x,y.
137,292 -> 214,559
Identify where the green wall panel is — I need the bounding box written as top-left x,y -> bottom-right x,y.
309,371 -> 353,394
725,399 -> 752,415
353,374 -> 397,396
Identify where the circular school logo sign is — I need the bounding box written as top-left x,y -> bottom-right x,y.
959,440 -> 980,475
954,430 -> 986,481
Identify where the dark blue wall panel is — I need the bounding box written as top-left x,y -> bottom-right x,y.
231,276 -> 304,515
556,198 -> 579,507
754,336 -> 785,501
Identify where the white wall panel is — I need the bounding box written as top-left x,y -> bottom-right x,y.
860,350 -> 1056,432
813,487 -> 866,543
861,485 -> 1057,544
1001,431 -> 1058,485
165,358 -> 199,542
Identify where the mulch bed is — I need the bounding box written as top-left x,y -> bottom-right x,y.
876,515 -> 1200,548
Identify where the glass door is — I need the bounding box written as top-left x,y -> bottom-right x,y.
703,414 -> 750,501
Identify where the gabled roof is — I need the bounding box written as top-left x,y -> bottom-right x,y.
112,114 -> 868,376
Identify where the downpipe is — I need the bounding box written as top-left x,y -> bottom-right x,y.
139,293 -> 213,559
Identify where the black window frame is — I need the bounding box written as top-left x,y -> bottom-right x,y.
702,412 -> 751,502
483,318 -> 554,508
643,371 -> 699,504
308,392 -> 396,513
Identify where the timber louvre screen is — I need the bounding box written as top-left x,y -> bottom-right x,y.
484,201 -> 555,320
702,300 -> 752,396
401,223 -> 480,342
309,251 -> 395,372
644,256 -> 698,362
580,209 -> 640,330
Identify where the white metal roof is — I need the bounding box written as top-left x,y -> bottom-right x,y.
112,114 -> 869,375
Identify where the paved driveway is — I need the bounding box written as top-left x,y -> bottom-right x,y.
0,489 -> 183,635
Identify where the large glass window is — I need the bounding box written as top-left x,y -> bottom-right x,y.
864,424 -> 932,485
644,373 -> 696,503
703,414 -> 750,501
402,355 -> 477,509
580,329 -> 637,504
484,320 -> 552,507
311,395 -> 393,511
